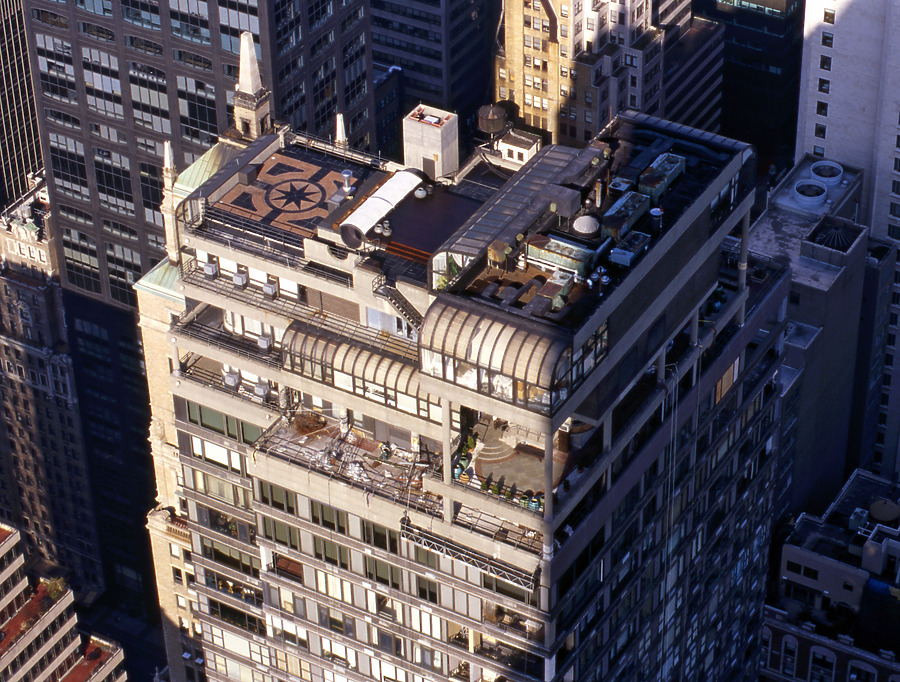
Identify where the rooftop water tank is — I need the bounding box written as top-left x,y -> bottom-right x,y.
477,104 -> 507,135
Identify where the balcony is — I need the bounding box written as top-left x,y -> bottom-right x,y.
255,413 -> 443,519
0,579 -> 69,658
179,353 -> 279,408
172,305 -> 282,369
453,505 -> 543,555
204,570 -> 264,608
165,514 -> 191,544
59,636 -> 124,682
484,603 -> 545,643
473,638 -> 543,679
269,554 -> 305,586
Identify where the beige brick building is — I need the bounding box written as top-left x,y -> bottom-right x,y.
495,0 -> 723,145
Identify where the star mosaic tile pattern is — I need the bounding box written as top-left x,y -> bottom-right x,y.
215,151 -> 358,236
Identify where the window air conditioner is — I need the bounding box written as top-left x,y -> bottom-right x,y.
232,271 -> 249,288
203,261 -> 218,277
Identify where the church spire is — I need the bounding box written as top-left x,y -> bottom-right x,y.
232,32 -> 272,140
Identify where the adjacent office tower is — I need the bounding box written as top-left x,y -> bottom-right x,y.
370,0 -> 493,124
0,178 -> 105,600
693,0 -> 804,161
0,0 -> 42,208
494,0 -> 724,145
794,0 -> 900,476
138,49 -> 789,680
0,522 -> 127,682
23,0 -> 378,606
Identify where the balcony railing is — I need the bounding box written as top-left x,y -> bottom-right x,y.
179,354 -> 279,408
255,419 -> 443,519
172,311 -> 282,369
181,258 -> 417,363
165,515 -> 191,543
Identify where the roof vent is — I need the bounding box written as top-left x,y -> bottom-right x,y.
793,179 -> 827,209
572,215 -> 600,237
848,507 -> 868,531
414,186 -> 428,199
341,169 -> 355,192
810,160 -> 843,187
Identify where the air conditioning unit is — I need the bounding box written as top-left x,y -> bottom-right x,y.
257,335 -> 272,351
223,370 -> 240,389
263,282 -> 278,299
232,272 -> 249,288
254,381 -> 269,398
203,261 -> 218,278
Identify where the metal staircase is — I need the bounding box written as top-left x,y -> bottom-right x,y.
373,275 -> 423,328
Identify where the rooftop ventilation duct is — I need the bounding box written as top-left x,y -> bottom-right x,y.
810,160 -> 843,187
339,170 -> 422,249
793,179 -> 827,209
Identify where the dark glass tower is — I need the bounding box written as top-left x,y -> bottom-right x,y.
0,0 -> 42,209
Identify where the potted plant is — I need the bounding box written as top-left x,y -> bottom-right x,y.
490,482 -> 500,495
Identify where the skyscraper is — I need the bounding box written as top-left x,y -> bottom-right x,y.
794,0 -> 900,476
0,0 -> 42,209
494,0 -> 724,145
370,0 -> 493,125
761,469 -> 900,681
0,178 -> 106,600
694,0 -> 804,161
23,0 -> 379,605
138,49 -> 788,679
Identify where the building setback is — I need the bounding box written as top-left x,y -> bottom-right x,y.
761,469 -> 900,681
0,522 -> 127,682
794,0 -> 900,477
747,157 -> 877,512
0,178 -> 105,601
138,58 -> 790,682
494,0 -> 724,145
0,0 -> 41,209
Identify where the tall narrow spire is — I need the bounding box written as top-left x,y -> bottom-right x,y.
335,113 -> 347,146
232,31 -> 272,140
161,141 -> 180,265
163,140 -> 175,173
237,32 -> 262,96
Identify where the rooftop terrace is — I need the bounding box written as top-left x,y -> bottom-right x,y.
432,113 -> 753,330
0,580 -> 69,660
59,637 -> 121,682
